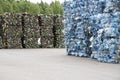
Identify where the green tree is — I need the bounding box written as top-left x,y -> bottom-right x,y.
39,0 -> 46,14
28,3 -> 40,14
50,0 -> 63,15
0,0 -> 63,14
1,1 -> 13,13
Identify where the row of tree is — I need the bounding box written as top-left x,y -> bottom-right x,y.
0,0 -> 63,15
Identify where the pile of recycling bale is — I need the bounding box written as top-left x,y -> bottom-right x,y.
22,13 -> 41,48
0,37 -> 2,49
91,0 -> 120,63
1,13 -> 22,48
0,15 -> 2,48
0,13 -> 65,49
62,0 -> 92,57
54,15 -> 65,48
0,34 -> 2,49
39,14 -> 54,48
62,0 -> 120,63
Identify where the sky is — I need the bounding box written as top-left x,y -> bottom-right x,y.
28,0 -> 64,4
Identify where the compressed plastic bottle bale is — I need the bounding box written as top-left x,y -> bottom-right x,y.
62,0 -> 94,57
39,13 -> 54,48
104,0 -> 120,13
0,36 -> 2,49
91,12 -> 120,63
41,27 -> 53,36
0,16 -> 2,47
24,37 -> 40,48
39,15 -> 53,28
1,13 -> 23,48
54,15 -> 64,35
44,15 -> 54,27
22,13 -> 41,48
90,9 -> 113,62
83,0 -> 120,63
2,13 -> 22,37
7,38 -> 22,49
2,13 -> 22,26
54,15 -> 63,26
0,15 -> 3,48
62,0 -> 120,63
41,36 -> 54,48
55,35 -> 65,48
40,15 -> 54,37
89,0 -> 107,55
23,14 -> 40,38
55,29 -> 63,35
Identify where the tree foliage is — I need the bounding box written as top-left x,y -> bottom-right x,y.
0,0 -> 63,14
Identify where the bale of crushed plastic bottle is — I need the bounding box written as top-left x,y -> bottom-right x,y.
55,35 -> 65,48
0,36 -> 2,49
63,0 -> 120,63
38,15 -> 54,48
90,0 -> 120,63
22,13 -> 41,48
54,15 -> 64,35
53,15 -> 64,48
62,0 -> 92,57
1,13 -> 23,48
91,12 -> 120,63
0,15 -> 2,49
41,36 -> 54,48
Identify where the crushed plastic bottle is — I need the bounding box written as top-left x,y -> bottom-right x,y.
62,0 -> 92,57
62,0 -> 120,63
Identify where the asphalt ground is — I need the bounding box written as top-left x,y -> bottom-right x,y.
0,49 -> 120,80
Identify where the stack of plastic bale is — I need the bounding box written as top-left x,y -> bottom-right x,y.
91,0 -> 120,63
81,0 -> 93,57
0,15 -> 2,49
0,35 -> 2,49
90,0 -> 106,57
1,13 -> 22,48
104,0 -> 120,13
0,36 -> 2,49
62,0 -> 92,57
54,15 -> 65,48
0,37 -> 1,48
96,13 -> 120,63
62,0 -> 77,55
0,28 -> 2,48
39,14 -> 54,48
22,13 -> 41,48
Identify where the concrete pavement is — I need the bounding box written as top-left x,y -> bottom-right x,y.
0,49 -> 120,80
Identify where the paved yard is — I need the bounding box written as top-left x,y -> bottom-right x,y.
0,49 -> 120,80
